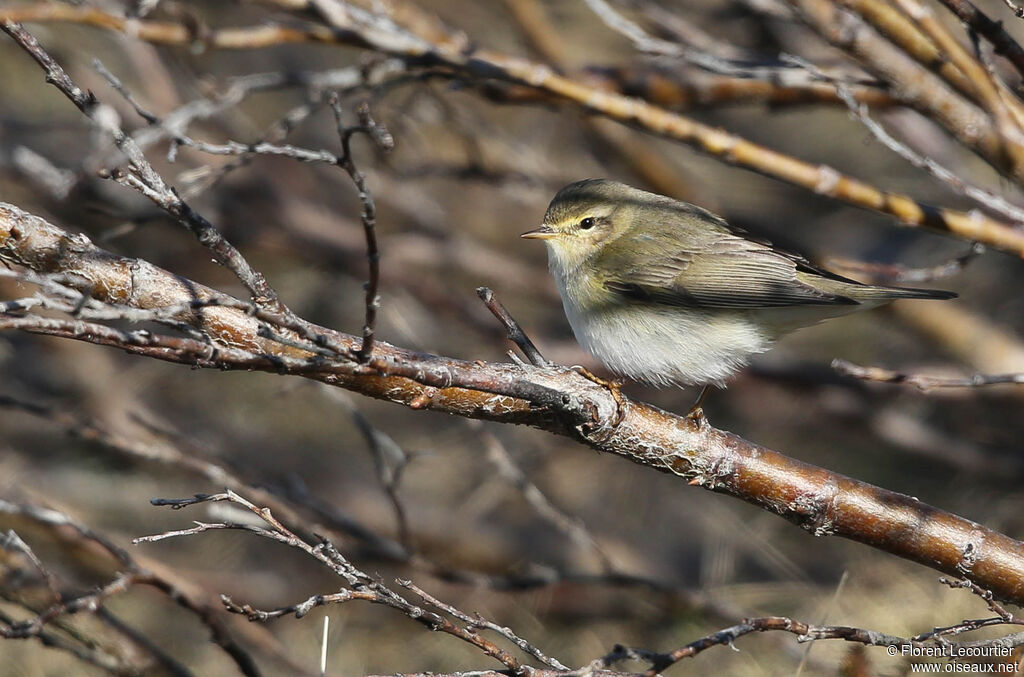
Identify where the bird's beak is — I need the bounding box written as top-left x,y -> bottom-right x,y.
521,225 -> 557,240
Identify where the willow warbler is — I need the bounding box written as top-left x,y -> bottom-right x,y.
523,179 -> 956,388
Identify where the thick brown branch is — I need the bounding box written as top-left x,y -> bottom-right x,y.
5,204 -> 1024,604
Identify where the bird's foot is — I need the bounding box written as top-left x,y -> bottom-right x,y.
573,366 -> 627,426
684,385 -> 712,428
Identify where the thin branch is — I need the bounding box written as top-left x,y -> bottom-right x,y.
476,422 -> 616,573
618,611 -> 1022,675
826,0 -> 1004,115
789,0 -> 1024,178
937,0 -> 1024,78
477,287 -> 551,367
93,58 -> 159,124
891,0 -> 1024,160
0,606 -> 130,674
833,359 -> 1024,390
937,578 -> 1023,624
174,137 -> 344,165
0,20 -> 287,311
11,145 -> 76,199
582,63 -> 898,109
328,96 -> 394,362
823,243 -> 984,283
0,392 -> 415,566
6,6 -> 1024,254
128,61 -> 406,160
608,576 -> 1024,674
0,529 -> 59,597
330,390 -> 415,554
137,490 -> 558,673
400,580 -> 570,671
783,53 -> 1024,224
0,499 -> 263,677
582,0 -> 872,87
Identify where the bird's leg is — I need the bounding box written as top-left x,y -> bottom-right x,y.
573,366 -> 627,425
684,384 -> 712,427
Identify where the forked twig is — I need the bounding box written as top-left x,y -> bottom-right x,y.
329,95 -> 394,363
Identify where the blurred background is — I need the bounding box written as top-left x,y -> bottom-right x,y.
2,0 -> 1024,674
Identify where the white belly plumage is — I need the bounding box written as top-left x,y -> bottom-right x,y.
559,288 -> 773,387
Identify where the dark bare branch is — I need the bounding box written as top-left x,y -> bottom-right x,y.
937,0 -> 1024,78
138,490 -> 553,673
0,20 -> 287,311
477,287 -> 551,367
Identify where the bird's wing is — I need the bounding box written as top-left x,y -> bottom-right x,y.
597,228 -> 860,309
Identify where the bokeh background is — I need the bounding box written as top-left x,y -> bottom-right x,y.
2,0 -> 1024,674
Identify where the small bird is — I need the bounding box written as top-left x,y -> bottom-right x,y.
522,179 -> 955,396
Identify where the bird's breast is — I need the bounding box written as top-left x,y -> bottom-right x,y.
552,270 -> 773,386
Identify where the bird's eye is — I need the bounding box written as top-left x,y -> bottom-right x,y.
579,217 -> 596,230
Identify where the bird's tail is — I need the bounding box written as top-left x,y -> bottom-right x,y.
856,285 -> 958,301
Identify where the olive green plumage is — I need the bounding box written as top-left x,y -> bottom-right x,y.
523,179 -> 955,386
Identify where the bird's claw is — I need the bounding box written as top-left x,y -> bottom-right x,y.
573,366 -> 626,426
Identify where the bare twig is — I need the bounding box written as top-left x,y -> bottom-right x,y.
613,610 -> 1023,676
6,5 -> 1024,254
891,0 -> 1024,161
939,579 -> 1022,623
785,52 -> 1024,225
400,580 -> 570,670
0,529 -> 59,596
788,0 -> 1024,176
329,96 -> 394,362
476,422 -> 616,572
823,244 -> 984,283
582,63 -> 897,109
0,499 -> 262,677
1,21 -> 287,311
11,146 -> 76,199
477,287 -> 551,367
93,58 -> 159,124
833,359 -> 1024,390
329,390 -> 415,553
937,0 -> 1024,77
0,605 -> 130,674
583,0 -> 866,86
138,490 -> 559,673
607,576 -> 1024,675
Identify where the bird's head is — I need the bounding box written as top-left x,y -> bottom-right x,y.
522,179 -> 639,271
